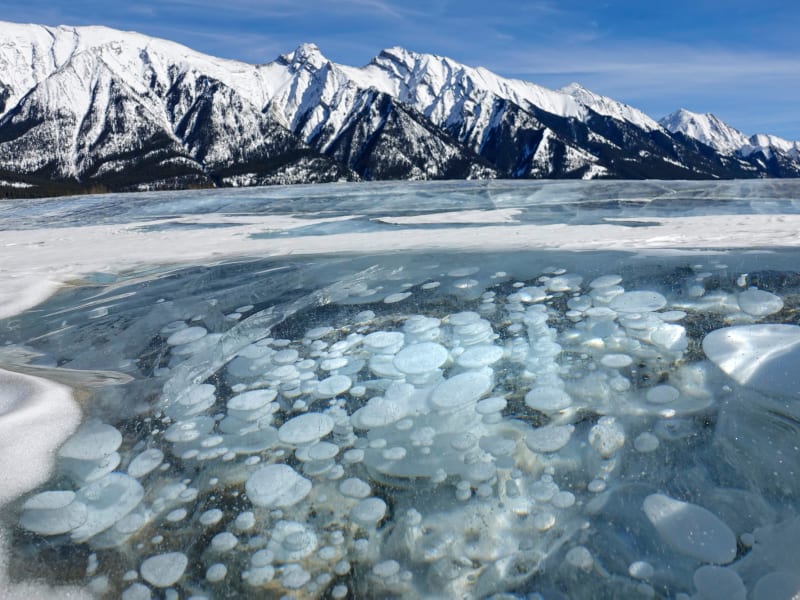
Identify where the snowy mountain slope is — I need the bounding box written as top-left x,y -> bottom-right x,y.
0,20 -> 797,197
659,109 -> 750,155
659,108 -> 800,177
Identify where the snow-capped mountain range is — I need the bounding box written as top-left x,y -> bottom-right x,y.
1,21 -> 798,197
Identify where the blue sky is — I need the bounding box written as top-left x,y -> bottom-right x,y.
3,0 -> 799,139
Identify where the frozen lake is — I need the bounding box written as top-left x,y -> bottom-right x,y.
2,180 -> 800,599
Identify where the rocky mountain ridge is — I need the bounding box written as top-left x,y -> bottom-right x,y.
1,21 -> 797,198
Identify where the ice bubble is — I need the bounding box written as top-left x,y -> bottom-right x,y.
315,375 -> 352,398
278,413 -> 334,445
600,354 -> 633,368
448,266 -> 480,277
364,331 -> 405,354
534,512 -> 556,531
166,326 -> 207,346
302,441 -> 339,461
590,274 -> 623,288
339,478 -> 372,499
140,552 -> 188,587
703,324 -> 800,397
320,357 -> 349,371
351,397 -> 407,429
634,432 -> 660,453
373,559 -> 400,578
122,583 -> 152,600
211,531 -> 238,552
421,281 -> 441,290
281,565 -> 311,589
269,521 -> 318,562
610,291 -> 667,313
525,425 -> 574,453
126,448 -> 165,479
524,387 -> 572,412
393,342 -> 449,374
332,584 -> 349,598
305,326 -> 333,340
206,563 -> 227,582
430,371 -> 492,411
565,546 -> 593,569
476,396 -> 507,415
645,385 -> 680,405
58,420 -> 122,461
384,292 -> 412,304
234,511 -> 256,531
71,473 -> 144,542
166,509 -> 187,522
19,490 -> 88,535
455,344 -> 504,369
199,508 -> 223,526
752,572 -> 800,600
551,491 -> 576,509
628,561 -> 654,579
643,494 -> 736,563
693,565 -> 746,600
245,464 -> 312,508
228,389 -> 277,412
351,497 -> 387,527
737,288 -> 783,316
164,416 -> 215,443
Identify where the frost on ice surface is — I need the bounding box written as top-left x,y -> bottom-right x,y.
5,181 -> 800,599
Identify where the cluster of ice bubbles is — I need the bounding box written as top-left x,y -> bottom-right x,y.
16,261 -> 800,599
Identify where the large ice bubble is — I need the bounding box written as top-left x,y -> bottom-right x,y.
703,324 -> 800,398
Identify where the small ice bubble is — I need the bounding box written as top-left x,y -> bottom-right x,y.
206,563 -> 227,582
588,479 -> 606,493
245,464 -> 311,509
588,417 -> 625,458
384,291 -> 412,304
373,560 -> 401,578
565,546 -> 593,570
551,491 -> 576,509
525,424 -> 574,453
600,354 -> 633,368
524,387 -> 572,412
278,413 -> 334,445
351,497 -> 387,527
166,326 -> 207,346
332,584 -> 349,599
590,274 -> 623,288
339,478 -> 371,499
634,432 -> 659,453
122,583 -> 152,600
342,449 -> 365,464
628,560 -> 654,579
234,511 -> 256,531
693,565 -> 746,600
646,385 -> 680,405
609,291 -> 667,313
211,532 -> 239,552
166,509 -> 187,522
534,512 -> 556,531
199,509 -> 223,526
140,552 -> 188,587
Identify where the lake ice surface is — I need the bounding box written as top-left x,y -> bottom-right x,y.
2,180 -> 800,599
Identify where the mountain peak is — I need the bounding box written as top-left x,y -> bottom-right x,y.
659,109 -> 750,154
280,42 -> 327,70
